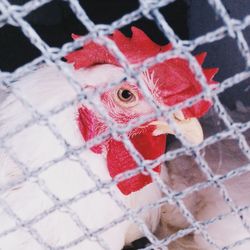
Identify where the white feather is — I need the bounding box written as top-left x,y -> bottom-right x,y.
0,64 -> 162,250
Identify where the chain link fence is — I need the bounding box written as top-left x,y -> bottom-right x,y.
0,0 -> 250,249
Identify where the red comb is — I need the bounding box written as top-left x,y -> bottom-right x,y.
66,27 -> 219,118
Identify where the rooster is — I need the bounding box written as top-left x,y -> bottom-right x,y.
0,27 -> 218,250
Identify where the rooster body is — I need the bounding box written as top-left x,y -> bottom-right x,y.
0,64 -> 163,250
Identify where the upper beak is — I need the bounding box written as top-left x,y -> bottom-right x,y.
149,111 -> 204,145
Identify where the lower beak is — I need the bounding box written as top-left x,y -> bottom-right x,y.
149,111 -> 204,145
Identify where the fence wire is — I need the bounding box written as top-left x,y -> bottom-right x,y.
0,0 -> 250,249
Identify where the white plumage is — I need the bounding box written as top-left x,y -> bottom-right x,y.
0,64 -> 162,250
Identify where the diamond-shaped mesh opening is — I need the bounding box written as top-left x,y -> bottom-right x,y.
159,0 -> 189,40
188,0 -> 224,39
24,1 -> 88,47
0,25 -> 41,71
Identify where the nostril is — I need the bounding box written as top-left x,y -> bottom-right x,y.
173,110 -> 185,121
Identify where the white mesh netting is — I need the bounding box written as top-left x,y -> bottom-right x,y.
0,0 -> 250,249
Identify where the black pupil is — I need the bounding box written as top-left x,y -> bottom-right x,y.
121,89 -> 132,99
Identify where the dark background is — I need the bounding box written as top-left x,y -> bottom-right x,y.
1,0 -> 250,109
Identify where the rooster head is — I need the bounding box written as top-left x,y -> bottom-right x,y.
65,27 -> 218,195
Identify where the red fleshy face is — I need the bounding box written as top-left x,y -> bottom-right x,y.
78,107 -> 166,195
66,27 -> 218,118
68,27 -> 219,195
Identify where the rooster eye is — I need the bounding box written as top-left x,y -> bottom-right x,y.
117,88 -> 136,103
115,87 -> 138,107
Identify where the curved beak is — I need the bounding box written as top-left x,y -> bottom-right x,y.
149,111 -> 204,145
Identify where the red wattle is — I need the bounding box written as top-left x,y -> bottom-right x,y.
78,107 -> 166,195
107,127 -> 166,195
